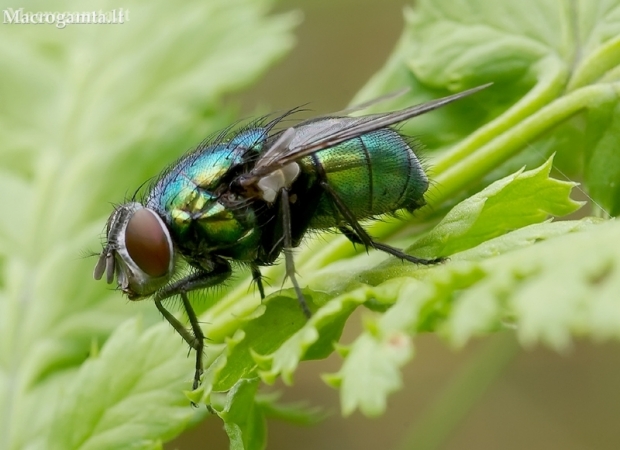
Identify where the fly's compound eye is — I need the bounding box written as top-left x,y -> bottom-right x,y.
94,203 -> 174,298
125,208 -> 172,278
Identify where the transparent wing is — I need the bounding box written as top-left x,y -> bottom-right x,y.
249,83 -> 492,181
333,87 -> 410,116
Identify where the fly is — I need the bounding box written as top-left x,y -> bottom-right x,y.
94,83 -> 490,391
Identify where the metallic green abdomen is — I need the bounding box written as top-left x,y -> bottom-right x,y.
301,128 -> 428,229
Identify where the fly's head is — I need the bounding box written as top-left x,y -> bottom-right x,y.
93,202 -> 175,299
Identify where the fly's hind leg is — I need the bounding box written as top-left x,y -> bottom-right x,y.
319,180 -> 443,265
153,260 -> 231,391
337,225 -> 442,265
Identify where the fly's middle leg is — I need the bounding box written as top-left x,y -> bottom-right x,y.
280,188 -> 312,318
250,263 -> 266,299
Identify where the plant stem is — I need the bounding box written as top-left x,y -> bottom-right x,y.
423,82 -> 620,217
431,58 -> 567,176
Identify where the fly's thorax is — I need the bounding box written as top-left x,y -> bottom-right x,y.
163,186 -> 262,261
93,202 -> 175,299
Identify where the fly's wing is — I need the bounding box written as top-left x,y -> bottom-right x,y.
248,83 -> 491,181
333,87 -> 410,116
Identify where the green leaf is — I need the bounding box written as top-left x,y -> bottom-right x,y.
254,290 -> 360,385
584,97 -> 620,216
48,319 -> 203,450
332,328 -> 413,417
358,157 -> 581,288
256,392 -> 326,426
355,0 -> 620,217
0,1 -> 296,449
333,216 -> 609,417
199,288 -> 349,394
206,293 -> 313,393
442,218 -> 612,349
406,0 -> 567,90
410,156 -> 582,259
5,0 -> 620,446
326,157 -> 584,416
218,378 -> 266,450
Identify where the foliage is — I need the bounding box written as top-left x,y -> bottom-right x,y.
0,0 -> 297,448
1,0 -> 620,449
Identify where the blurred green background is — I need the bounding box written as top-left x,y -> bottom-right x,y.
167,1 -> 620,449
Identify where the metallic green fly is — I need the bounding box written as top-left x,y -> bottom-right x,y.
94,84 -> 490,390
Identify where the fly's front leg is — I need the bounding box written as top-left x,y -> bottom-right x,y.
153,260 -> 231,390
320,181 -> 443,265
280,189 -> 312,318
